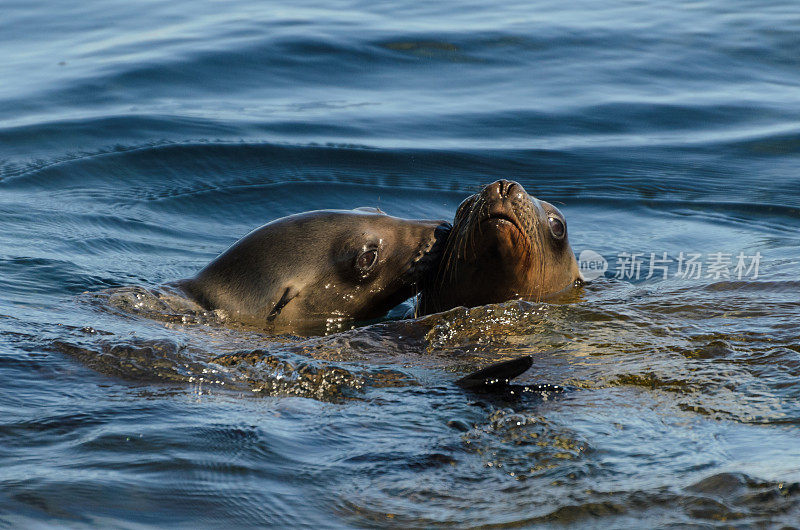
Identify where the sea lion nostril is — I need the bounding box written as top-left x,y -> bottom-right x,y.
485,180 -> 504,199
506,181 -> 520,197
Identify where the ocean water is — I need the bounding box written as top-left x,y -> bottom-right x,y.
2,0 -> 800,526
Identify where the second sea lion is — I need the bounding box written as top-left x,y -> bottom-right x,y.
418,180 -> 581,315
177,208 -> 450,334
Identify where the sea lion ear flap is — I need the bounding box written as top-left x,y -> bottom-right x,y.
354,207 -> 385,214
266,286 -> 299,322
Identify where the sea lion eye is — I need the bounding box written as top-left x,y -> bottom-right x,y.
356,249 -> 378,272
548,216 -> 565,239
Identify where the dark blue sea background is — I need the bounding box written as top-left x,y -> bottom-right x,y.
2,0 -> 800,526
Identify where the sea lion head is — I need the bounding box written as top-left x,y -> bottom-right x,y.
179,208 -> 449,333
418,179 -> 581,314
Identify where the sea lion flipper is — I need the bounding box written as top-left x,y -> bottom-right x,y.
455,355 -> 533,390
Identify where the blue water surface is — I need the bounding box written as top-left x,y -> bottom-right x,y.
2,0 -> 800,527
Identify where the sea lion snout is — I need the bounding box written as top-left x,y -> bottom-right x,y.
476,180 -> 541,241
484,179 -> 523,201
429,221 -> 452,258
406,220 -> 451,276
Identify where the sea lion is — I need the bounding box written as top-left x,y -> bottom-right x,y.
177,208 -> 449,334
417,179 -> 581,314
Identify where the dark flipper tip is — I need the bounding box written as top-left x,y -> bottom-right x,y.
455,355 -> 534,391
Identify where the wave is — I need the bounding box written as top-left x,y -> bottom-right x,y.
3,136 -> 799,212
